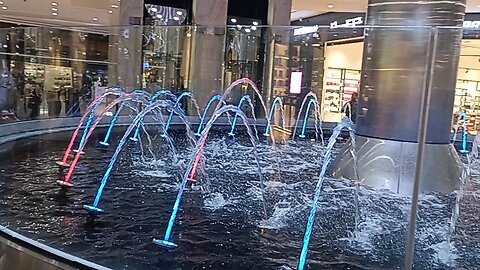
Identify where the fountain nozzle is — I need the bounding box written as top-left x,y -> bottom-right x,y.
56,161 -> 70,168
72,149 -> 85,155
153,239 -> 177,248
57,180 -> 74,188
99,141 -> 110,147
84,205 -> 104,214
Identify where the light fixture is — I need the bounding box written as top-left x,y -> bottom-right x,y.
92,17 -> 98,21
156,14 -> 162,18
236,24 -> 242,29
326,4 -> 334,8
111,4 -> 119,8
299,18 -> 303,21
51,12 -> 57,15
176,10 -> 182,15
231,18 -> 237,23
151,7 -> 158,12
51,2 -> 58,6
0,1 -> 4,4
51,7 -> 57,11
1,6 -> 7,10
245,28 -> 251,33
173,16 -> 179,21
253,21 -> 259,26
186,32 -> 192,37
108,10 -> 113,14
252,26 -> 257,30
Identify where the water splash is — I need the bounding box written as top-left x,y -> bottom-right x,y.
58,89 -> 125,167
162,92 -> 200,137
297,117 -> 354,270
221,78 -> 274,142
131,90 -> 176,142
99,102 -> 126,147
83,99 -> 196,213
154,105 -> 266,248
99,89 -> 150,147
203,192 -> 228,210
229,95 -> 259,139
60,93 -> 150,186
196,95 -> 223,136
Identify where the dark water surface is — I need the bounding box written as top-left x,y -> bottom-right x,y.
0,130 -> 478,269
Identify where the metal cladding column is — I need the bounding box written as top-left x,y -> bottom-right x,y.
330,0 -> 466,194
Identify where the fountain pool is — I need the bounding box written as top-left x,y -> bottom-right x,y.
0,127 -> 479,270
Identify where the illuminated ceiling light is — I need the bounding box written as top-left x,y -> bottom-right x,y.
108,10 -> 113,14
92,17 -> 98,21
326,4 -> 334,8
1,6 -> 7,10
51,7 -> 57,11
51,2 -> 58,6
186,32 -> 192,37
156,14 -> 162,18
51,12 -> 58,16
236,24 -> 242,29
111,4 -> 119,8
0,1 -> 4,4
151,7 -> 158,12
299,18 -> 303,21
231,18 -> 237,23
252,26 -> 257,30
253,21 -> 259,26
176,10 -> 182,15
173,16 -> 179,21
245,28 -> 251,33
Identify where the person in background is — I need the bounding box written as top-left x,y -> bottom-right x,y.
27,88 -> 41,120
342,92 -> 358,123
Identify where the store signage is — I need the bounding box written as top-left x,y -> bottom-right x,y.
330,16 -> 364,28
290,72 -> 303,94
293,26 -> 319,36
463,21 -> 480,28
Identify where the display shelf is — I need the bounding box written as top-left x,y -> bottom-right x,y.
322,67 -> 360,122
454,79 -> 480,133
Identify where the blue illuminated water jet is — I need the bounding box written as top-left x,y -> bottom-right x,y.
299,99 -> 317,139
297,117 -> 354,270
155,105 -> 266,249
228,95 -> 254,137
162,92 -> 199,138
84,100 -> 195,213
264,97 -> 284,137
196,95 -> 223,136
131,90 -> 175,142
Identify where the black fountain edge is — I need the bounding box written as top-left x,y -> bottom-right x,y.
0,224 -> 112,270
0,116 -> 342,270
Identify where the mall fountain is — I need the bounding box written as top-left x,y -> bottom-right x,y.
0,1 -> 478,268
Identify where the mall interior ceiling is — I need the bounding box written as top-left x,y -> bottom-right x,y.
1,0 -> 480,27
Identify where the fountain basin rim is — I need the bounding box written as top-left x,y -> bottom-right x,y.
0,224 -> 112,270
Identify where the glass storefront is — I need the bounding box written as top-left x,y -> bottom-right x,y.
1,22 -> 480,136
0,27 -> 109,121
